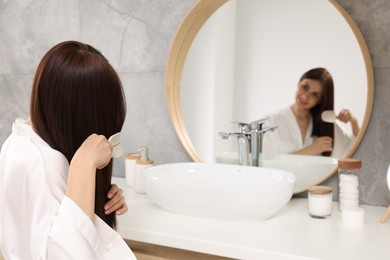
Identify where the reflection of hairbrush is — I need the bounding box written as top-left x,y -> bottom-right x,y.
108,133 -> 123,158
321,110 -> 336,123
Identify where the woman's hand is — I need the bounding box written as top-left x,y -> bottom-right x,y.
295,136 -> 333,155
337,109 -> 354,123
311,136 -> 333,154
337,109 -> 360,136
74,134 -> 113,170
104,184 -> 128,215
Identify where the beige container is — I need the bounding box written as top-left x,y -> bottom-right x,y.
125,152 -> 141,187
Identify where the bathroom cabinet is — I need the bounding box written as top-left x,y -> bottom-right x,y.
114,177 -> 390,260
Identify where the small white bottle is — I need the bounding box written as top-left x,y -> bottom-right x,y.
125,152 -> 141,186
134,146 -> 153,194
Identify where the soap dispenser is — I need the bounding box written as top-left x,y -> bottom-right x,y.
134,146 -> 154,194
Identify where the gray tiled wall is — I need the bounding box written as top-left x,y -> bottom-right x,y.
0,0 -> 389,207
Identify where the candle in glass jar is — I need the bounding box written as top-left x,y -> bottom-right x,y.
308,186 -> 333,218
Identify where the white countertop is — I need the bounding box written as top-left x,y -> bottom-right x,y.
114,177 -> 390,260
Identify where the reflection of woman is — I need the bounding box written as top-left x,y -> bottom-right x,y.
262,68 -> 359,158
0,41 -> 135,258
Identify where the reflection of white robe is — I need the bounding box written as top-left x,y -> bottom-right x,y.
0,119 -> 136,260
262,107 -> 355,158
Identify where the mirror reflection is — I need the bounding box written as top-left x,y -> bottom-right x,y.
262,67 -> 360,158
167,0 -> 373,193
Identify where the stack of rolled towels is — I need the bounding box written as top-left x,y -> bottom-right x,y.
339,174 -> 359,209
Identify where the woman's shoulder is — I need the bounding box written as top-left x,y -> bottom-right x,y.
1,122 -> 68,194
11,118 -> 68,166
1,130 -> 42,173
267,106 -> 293,123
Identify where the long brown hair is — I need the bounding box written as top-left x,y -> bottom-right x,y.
30,41 -> 126,228
299,68 -> 334,156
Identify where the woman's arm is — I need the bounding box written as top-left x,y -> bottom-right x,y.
350,117 -> 360,137
66,134 -> 113,222
337,109 -> 360,136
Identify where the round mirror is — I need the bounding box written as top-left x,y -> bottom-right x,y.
166,0 -> 374,193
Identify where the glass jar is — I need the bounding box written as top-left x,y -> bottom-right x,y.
338,158 -> 362,211
308,186 -> 333,218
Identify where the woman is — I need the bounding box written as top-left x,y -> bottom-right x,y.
262,68 -> 359,158
0,41 -> 136,259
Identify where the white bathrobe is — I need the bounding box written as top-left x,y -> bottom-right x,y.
0,119 -> 136,260
262,107 -> 355,158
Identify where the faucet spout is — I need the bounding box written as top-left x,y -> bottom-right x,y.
218,132 -> 250,166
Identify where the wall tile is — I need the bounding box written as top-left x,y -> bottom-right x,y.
337,0 -> 390,68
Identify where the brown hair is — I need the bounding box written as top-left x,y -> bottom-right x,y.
30,41 -> 126,228
299,68 -> 334,156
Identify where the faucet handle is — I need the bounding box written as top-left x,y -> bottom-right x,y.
250,117 -> 269,129
231,121 -> 250,133
218,132 -> 230,139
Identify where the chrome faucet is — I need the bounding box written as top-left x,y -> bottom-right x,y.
218,118 -> 277,167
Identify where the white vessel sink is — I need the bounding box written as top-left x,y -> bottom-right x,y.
260,153 -> 337,192
216,152 -> 338,193
143,162 -> 296,222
